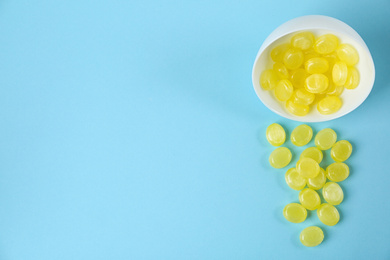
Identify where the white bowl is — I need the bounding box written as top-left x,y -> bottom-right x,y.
252,15 -> 375,122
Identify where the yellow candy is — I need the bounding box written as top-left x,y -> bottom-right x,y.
322,52 -> 338,69
300,147 -> 323,163
305,74 -> 329,93
290,68 -> 308,88
283,48 -> 304,70
336,43 -> 359,66
275,79 -> 294,101
269,147 -> 292,169
291,32 -> 315,50
307,168 -> 326,190
286,99 -> 309,116
322,182 -> 344,205
317,203 -> 340,226
344,67 -> 360,90
291,124 -> 313,146
303,48 -> 320,62
314,34 -> 339,54
260,69 -> 279,90
332,61 -> 348,86
304,57 -> 329,74
315,128 -> 337,150
291,89 -> 315,106
331,140 -> 352,162
273,62 -> 289,79
283,203 -> 307,223
317,96 -> 342,115
266,123 -> 286,146
285,168 -> 307,190
296,158 -> 320,178
325,83 -> 344,96
300,226 -> 324,247
299,188 -> 321,210
326,162 -> 349,182
271,43 -> 290,63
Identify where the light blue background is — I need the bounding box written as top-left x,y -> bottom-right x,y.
0,1 -> 389,259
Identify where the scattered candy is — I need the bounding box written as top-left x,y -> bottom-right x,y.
283,203 -> 307,223
291,124 -> 313,146
299,188 -> 321,210
317,203 -> 340,226
296,158 -> 320,178
326,162 -> 350,182
322,182 -> 344,205
266,123 -> 286,146
285,168 -> 307,190
269,147 -> 292,168
331,140 -> 352,162
300,147 -> 323,163
315,128 -> 337,150
307,168 -> 326,190
300,226 -> 324,247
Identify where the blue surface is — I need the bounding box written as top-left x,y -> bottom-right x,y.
0,1 -> 389,259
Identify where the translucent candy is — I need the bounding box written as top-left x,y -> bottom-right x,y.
317,96 -> 342,115
307,168 -> 326,190
331,140 -> 352,162
317,203 -> 340,226
291,124 -> 313,146
290,69 -> 308,88
290,89 -> 315,106
286,99 -> 309,116
283,48 -> 304,70
314,34 -> 339,54
300,226 -> 324,247
304,57 -> 329,74
266,123 -> 286,146
325,83 -> 344,96
283,203 -> 307,223
269,147 -> 292,169
291,32 -> 315,50
332,61 -> 348,86
300,147 -> 323,163
285,168 -> 307,190
299,188 -> 321,210
344,67 -> 360,90
322,52 -> 338,69
322,182 -> 344,205
305,74 -> 329,93
271,43 -> 290,63
275,79 -> 294,101
296,158 -> 320,178
336,44 -> 359,66
260,69 -> 279,90
303,48 -> 320,62
326,162 -> 349,182
273,62 -> 289,79
315,128 -> 337,150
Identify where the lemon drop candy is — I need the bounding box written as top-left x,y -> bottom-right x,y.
336,43 -> 359,66
315,128 -> 337,150
290,69 -> 308,88
322,182 -> 344,205
326,162 -> 349,182
299,188 -> 321,210
285,168 -> 307,190
325,83 -> 344,96
307,168 -> 326,190
286,99 -> 309,116
273,63 -> 289,79
291,124 -> 313,146
283,48 -> 304,70
344,67 -> 360,90
331,140 -> 353,162
296,158 -> 320,178
260,69 -> 279,90
271,43 -> 290,63
332,61 -> 348,86
283,203 -> 307,223
300,226 -> 324,247
291,89 -> 315,106
304,57 -> 329,74
317,203 -> 340,226
305,74 -> 329,93
291,31 -> 315,50
314,34 -> 339,54
266,123 -> 286,146
300,147 -> 323,164
303,48 -> 320,62
317,96 -> 342,115
269,147 -> 292,169
275,79 -> 294,101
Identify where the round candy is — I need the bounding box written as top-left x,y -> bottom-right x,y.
286,99 -> 310,116
266,123 -> 286,146
283,203 -> 307,223
317,203 -> 340,226
336,43 -> 359,66
300,226 -> 324,247
332,61 -> 348,86
269,147 -> 292,169
317,96 -> 342,115
326,162 -> 349,182
273,62 -> 289,79
260,69 -> 279,90
325,83 -> 344,96
291,89 -> 315,106
344,67 -> 360,90
331,140 -> 353,162
307,168 -> 326,190
271,43 -> 290,63
290,68 -> 309,88
291,32 -> 315,50
314,34 -> 339,54
322,182 -> 344,205
300,147 -> 323,163
285,168 -> 307,190
296,158 -> 320,178
303,48 -> 320,61
305,74 -> 329,93
299,188 -> 321,210
275,79 -> 294,101
315,128 -> 337,150
291,124 -> 313,146
304,57 -> 329,74
283,48 -> 304,70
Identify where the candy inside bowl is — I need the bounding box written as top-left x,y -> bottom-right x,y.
252,15 -> 375,122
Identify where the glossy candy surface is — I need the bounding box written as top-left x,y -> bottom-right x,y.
290,68 -> 308,88
275,79 -> 294,101
286,99 -> 309,116
285,168 -> 306,190
315,128 -> 337,150
317,96 -> 342,115
300,147 -> 323,163
271,43 -> 290,63
305,57 -> 329,74
269,147 -> 292,169
291,32 -> 315,50
314,34 -> 339,54
317,203 -> 340,226
322,182 -> 344,205
336,44 -> 359,66
283,203 -> 307,223
296,158 -> 320,178
260,69 -> 279,90
273,62 -> 289,79
299,188 -> 321,210
326,162 -> 349,182
305,74 -> 329,93
344,67 -> 360,90
266,123 -> 286,146
283,48 -> 304,70
300,226 -> 324,247
332,61 -> 348,86
331,140 -> 352,162
291,89 -> 315,106
291,124 -> 313,146
307,168 -> 326,190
